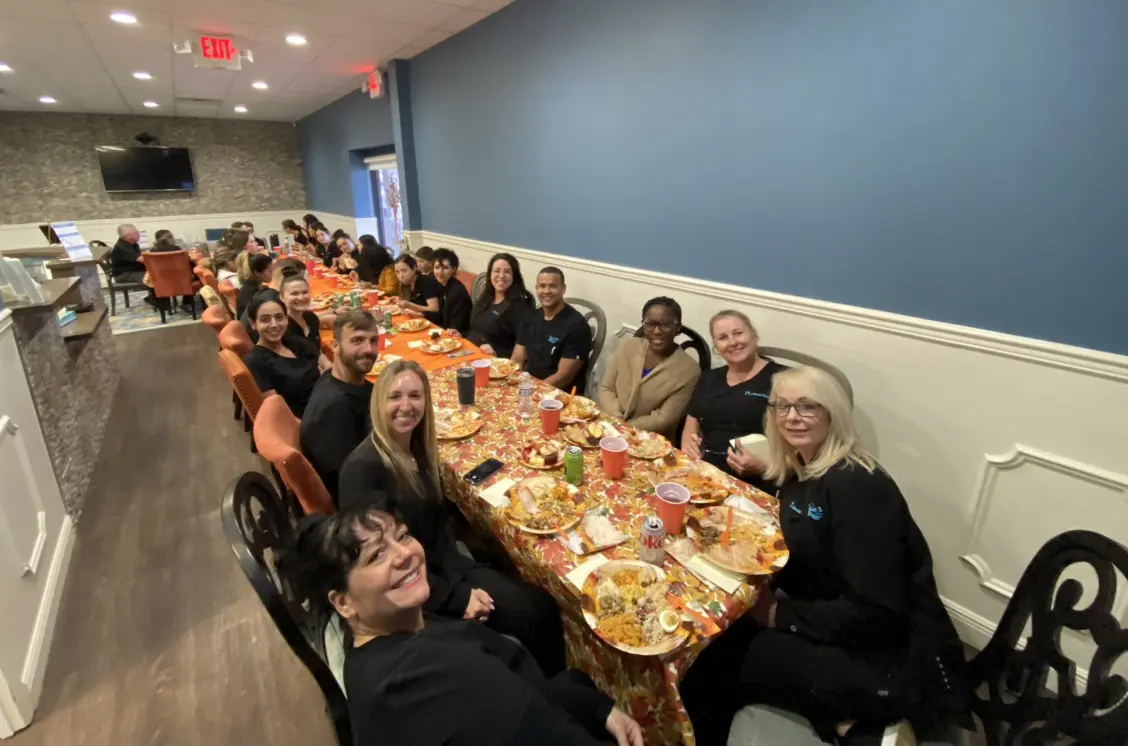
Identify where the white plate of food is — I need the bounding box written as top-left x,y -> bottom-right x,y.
580,560 -> 689,656
504,476 -> 584,534
687,506 -> 789,575
625,430 -> 673,460
519,438 -> 566,469
434,407 -> 483,440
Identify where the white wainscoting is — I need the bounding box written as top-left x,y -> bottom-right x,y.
410,230 -> 1128,655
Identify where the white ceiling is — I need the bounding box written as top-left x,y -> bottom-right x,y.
0,0 -> 513,121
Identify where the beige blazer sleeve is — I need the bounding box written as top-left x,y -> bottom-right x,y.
596,338 -> 631,418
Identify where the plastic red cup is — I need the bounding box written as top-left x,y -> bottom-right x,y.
326,274 -> 339,288
367,290 -> 380,307
600,436 -> 629,480
654,482 -> 692,534
539,399 -> 564,436
305,259 -> 316,273
377,329 -> 387,352
471,359 -> 491,388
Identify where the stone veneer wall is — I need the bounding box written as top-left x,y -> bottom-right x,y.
0,112 -> 305,224
11,301 -> 120,520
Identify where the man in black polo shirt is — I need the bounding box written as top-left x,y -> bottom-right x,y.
300,310 -> 380,504
110,223 -> 146,282
426,247 -> 472,333
512,267 -> 592,394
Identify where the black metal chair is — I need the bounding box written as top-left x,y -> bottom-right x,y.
98,256 -> 147,316
633,323 -> 711,372
729,529 -> 1128,745
221,472 -> 352,746
965,529 -> 1128,745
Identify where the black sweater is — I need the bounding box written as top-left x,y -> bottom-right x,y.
338,439 -> 475,617
345,618 -> 613,746
773,461 -> 970,721
466,297 -> 533,360
424,279 -> 472,333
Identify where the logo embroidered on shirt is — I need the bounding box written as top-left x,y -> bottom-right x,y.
547,335 -> 561,344
743,391 -> 769,399
807,505 -> 824,521
788,502 -> 803,514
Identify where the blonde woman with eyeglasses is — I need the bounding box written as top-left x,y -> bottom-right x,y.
338,360 -> 565,676
680,366 -> 972,746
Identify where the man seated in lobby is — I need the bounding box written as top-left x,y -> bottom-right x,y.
511,267 -> 592,395
110,223 -> 157,308
300,310 -> 380,505
426,248 -> 472,334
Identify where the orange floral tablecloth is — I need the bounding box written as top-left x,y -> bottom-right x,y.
308,271 -> 771,744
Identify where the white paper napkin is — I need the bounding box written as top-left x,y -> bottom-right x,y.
478,477 -> 516,508
407,340 -> 425,349
667,537 -> 746,594
565,555 -> 609,591
723,495 -> 773,518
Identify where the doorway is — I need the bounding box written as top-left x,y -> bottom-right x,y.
365,153 -> 403,253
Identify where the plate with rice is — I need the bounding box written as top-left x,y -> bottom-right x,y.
580,560 -> 689,656
687,506 -> 789,575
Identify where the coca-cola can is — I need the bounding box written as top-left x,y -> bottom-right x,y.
639,516 -> 666,565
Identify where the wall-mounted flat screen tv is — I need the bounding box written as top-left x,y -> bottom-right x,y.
95,146 -> 196,193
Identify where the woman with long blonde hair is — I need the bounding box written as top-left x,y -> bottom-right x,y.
680,366 -> 971,746
338,360 -> 565,675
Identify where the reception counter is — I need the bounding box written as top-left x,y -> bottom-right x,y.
5,248 -> 120,520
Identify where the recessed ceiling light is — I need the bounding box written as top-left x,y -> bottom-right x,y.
39,95 -> 57,104
0,63 -> 12,73
143,101 -> 159,108
233,105 -> 247,113
285,33 -> 307,46
109,11 -> 137,24
251,81 -> 268,90
133,71 -> 152,80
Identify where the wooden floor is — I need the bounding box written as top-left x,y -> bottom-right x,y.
9,324 -> 334,746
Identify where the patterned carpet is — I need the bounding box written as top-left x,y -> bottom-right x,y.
104,288 -> 201,335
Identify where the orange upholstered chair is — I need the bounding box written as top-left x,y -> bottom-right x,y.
253,396 -> 334,515
217,279 -> 238,314
194,264 -> 220,291
203,305 -> 232,343
218,320 -> 253,358
143,250 -> 199,323
457,270 -> 476,294
218,349 -> 265,451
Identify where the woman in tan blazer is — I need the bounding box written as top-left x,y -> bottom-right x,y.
597,297 -> 700,440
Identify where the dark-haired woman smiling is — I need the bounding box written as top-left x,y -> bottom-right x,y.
280,496 -> 643,746
242,291 -> 319,417
393,255 -> 441,318
466,253 -> 534,358
597,297 -> 699,440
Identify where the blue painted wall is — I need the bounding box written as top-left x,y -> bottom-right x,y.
407,0 -> 1128,354
297,90 -> 395,217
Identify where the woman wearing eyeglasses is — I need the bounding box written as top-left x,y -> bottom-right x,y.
596,297 -> 700,440
679,366 -> 971,746
681,309 -> 786,491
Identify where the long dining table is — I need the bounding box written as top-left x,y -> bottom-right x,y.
307,272 -> 772,745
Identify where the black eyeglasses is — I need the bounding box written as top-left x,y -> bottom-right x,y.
767,401 -> 823,418
641,319 -> 677,332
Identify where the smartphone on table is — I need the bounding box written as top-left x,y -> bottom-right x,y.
463,458 -> 505,485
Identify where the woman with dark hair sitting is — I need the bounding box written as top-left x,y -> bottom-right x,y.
279,493 -> 643,746
282,218 -> 310,247
392,254 -> 441,318
465,252 -> 534,358
312,226 -> 339,267
340,360 -> 566,677
235,252 -> 274,319
356,234 -> 398,294
242,290 -> 319,417
596,297 -> 700,440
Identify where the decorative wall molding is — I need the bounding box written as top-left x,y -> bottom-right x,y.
420,230 -> 1128,384
20,515 -> 74,695
0,415 -> 46,578
961,445 -> 1128,600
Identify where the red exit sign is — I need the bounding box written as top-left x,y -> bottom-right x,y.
199,36 -> 238,62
